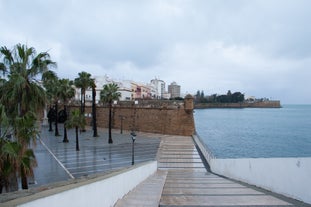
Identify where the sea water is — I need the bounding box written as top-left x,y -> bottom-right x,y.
194,105 -> 311,158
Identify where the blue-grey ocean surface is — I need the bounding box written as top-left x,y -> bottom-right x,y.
194,105 -> 311,158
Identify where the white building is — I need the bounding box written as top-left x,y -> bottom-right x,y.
74,76 -> 173,102
150,78 -> 166,99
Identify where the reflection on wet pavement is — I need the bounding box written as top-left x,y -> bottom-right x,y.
31,125 -> 160,187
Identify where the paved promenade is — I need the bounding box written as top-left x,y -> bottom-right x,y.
32,124 -> 160,187
2,125 -> 310,206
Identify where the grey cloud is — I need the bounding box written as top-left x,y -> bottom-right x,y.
1,0 -> 311,103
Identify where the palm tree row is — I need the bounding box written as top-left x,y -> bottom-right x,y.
42,71 -> 76,141
1,44 -> 122,193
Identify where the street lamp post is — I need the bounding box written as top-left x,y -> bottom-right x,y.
131,131 -> 136,165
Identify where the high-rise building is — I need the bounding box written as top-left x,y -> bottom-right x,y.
168,81 -> 181,98
150,78 -> 166,99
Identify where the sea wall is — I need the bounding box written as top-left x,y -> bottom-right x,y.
192,135 -> 311,204
2,161 -> 157,207
195,100 -> 281,108
210,158 -> 311,204
69,98 -> 195,136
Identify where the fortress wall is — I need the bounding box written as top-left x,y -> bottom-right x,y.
68,97 -> 195,136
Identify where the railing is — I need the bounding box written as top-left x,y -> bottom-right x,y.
192,132 -> 215,164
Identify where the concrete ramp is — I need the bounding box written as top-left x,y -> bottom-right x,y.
157,135 -> 297,207
114,170 -> 167,207
160,170 -> 291,206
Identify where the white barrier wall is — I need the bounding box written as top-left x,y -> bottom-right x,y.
210,158 -> 311,204
4,161 -> 157,207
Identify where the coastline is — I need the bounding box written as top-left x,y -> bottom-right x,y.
195,100 -> 281,109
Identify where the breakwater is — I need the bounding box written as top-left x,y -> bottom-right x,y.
195,100 -> 281,108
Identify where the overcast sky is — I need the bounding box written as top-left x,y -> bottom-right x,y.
1,0 -> 311,103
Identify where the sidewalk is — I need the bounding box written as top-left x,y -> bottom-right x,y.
31,124 -> 161,188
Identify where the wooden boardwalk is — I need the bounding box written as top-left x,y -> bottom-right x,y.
115,135 -> 308,207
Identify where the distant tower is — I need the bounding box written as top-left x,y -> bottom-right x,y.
168,81 -> 181,98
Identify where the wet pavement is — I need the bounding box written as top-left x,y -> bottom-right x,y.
31,124 -> 161,188
4,125 -> 310,206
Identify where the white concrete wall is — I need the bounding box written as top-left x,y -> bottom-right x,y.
15,161 -> 157,207
210,158 -> 311,204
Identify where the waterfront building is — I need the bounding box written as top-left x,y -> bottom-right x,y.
168,81 -> 181,98
74,75 -> 175,102
131,81 -> 152,100
150,78 -> 166,99
117,80 -> 132,100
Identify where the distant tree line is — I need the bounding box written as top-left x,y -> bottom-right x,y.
195,90 -> 245,104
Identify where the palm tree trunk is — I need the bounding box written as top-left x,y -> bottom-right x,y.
108,103 -> 113,144
0,179 -> 2,194
21,166 -> 28,189
83,92 -> 86,114
63,106 -> 69,142
48,106 -> 53,131
54,103 -> 60,136
8,174 -> 18,192
81,89 -> 86,132
75,126 -> 80,151
63,126 -> 68,143
48,119 -> 53,131
92,87 -> 98,137
80,89 -> 83,114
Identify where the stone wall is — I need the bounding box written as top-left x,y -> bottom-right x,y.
68,97 -> 195,136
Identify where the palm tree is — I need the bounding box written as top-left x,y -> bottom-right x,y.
0,44 -> 56,118
0,111 -> 38,191
0,104 -> 11,193
90,79 -> 98,137
42,72 -> 65,137
14,111 -> 39,189
0,139 -> 37,192
74,72 -> 92,132
58,79 -> 75,142
0,104 -> 17,193
100,83 -> 121,144
0,44 -> 55,190
42,71 -> 58,132
0,139 -> 19,193
74,71 -> 92,115
65,109 -> 86,151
